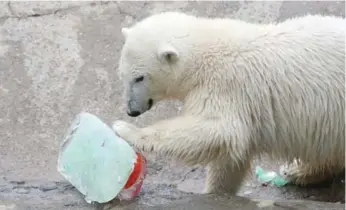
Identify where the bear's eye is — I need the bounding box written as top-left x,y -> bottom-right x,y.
134,76 -> 144,83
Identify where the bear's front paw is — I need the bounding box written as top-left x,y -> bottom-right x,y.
112,120 -> 141,146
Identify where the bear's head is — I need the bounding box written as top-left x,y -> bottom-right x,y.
117,12 -> 196,117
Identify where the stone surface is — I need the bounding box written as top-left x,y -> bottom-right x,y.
0,1 -> 345,209
0,180 -> 345,210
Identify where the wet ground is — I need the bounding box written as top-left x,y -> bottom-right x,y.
0,1 -> 345,209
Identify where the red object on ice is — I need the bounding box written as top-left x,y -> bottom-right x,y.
261,183 -> 268,187
117,152 -> 147,200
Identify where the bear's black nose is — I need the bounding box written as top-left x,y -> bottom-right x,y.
127,110 -> 141,117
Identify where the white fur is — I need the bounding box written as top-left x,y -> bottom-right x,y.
114,12 -> 345,194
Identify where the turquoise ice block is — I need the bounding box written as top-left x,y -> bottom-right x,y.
57,112 -> 137,203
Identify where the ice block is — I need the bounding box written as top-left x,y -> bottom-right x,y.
255,166 -> 288,187
57,112 -> 146,203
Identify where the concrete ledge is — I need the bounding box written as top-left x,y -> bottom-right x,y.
0,181 -> 344,210
1,195 -> 345,210
116,195 -> 345,210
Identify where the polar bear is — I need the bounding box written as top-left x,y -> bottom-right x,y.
113,12 -> 345,194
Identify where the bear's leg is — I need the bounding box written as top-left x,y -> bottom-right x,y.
279,159 -> 343,185
204,158 -> 251,194
113,116 -> 251,167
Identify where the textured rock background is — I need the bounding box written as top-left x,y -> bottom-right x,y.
0,1 -> 344,209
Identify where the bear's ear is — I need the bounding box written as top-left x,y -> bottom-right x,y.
121,27 -> 130,38
158,44 -> 179,63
